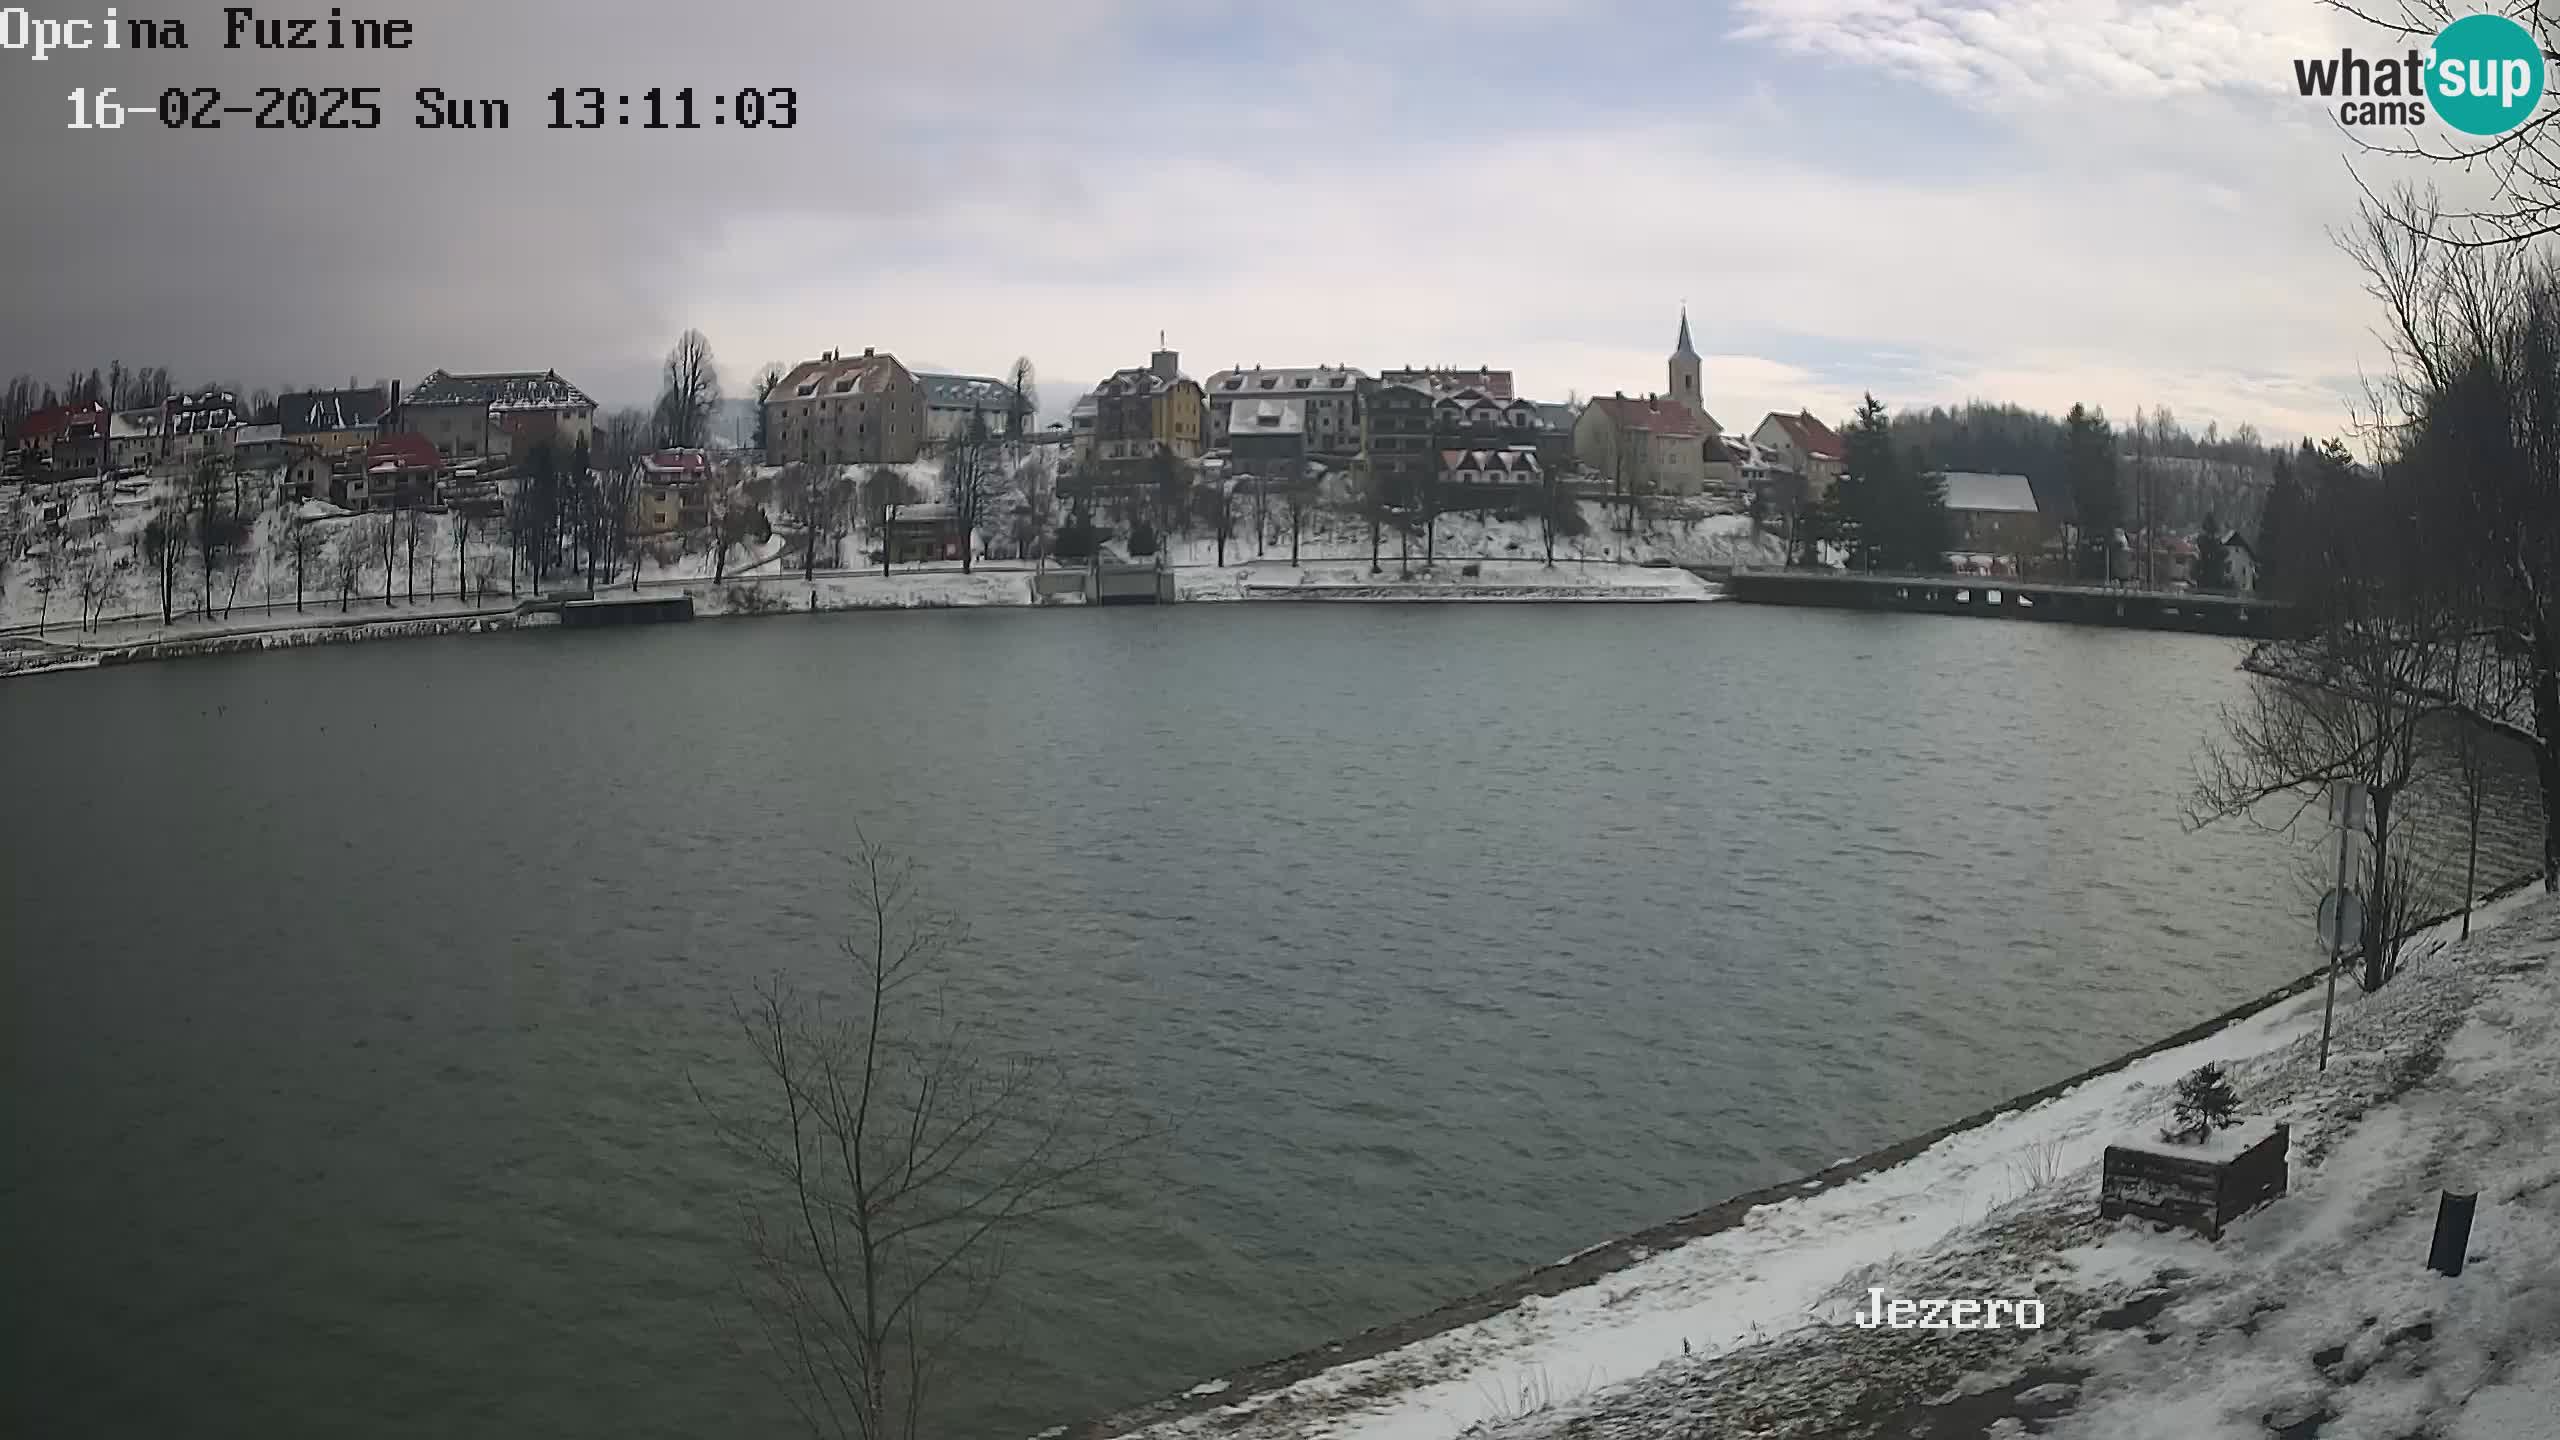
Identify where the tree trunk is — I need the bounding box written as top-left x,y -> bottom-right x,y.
2465,767 -> 2482,940
2363,789 -> 2397,993
2533,661 -> 2560,892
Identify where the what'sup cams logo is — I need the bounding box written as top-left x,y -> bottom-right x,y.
2295,11 -> 2549,135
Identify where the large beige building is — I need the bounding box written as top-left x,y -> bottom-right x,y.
767,349 -> 925,466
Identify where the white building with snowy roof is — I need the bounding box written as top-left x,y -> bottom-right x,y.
1203,366 -> 1365,453
400,369 -> 596,461
1932,470 -> 2053,557
916,373 -> 1028,445
108,409 -> 166,470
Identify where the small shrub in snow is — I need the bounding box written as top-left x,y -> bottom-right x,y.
1054,513 -> 1101,562
724,585 -> 792,616
2163,1063 -> 2241,1143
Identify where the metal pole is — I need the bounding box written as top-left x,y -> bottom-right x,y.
2318,791 -> 2352,1072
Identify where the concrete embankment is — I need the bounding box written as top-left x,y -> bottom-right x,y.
2,610 -> 541,678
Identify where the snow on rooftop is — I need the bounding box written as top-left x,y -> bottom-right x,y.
1938,471 -> 2042,515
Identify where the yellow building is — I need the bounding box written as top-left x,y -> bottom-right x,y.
1085,344 -> 1204,471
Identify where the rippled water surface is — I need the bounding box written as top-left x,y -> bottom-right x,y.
4,605 -> 2543,1438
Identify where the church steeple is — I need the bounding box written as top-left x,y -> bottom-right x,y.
1669,304 -> 1701,407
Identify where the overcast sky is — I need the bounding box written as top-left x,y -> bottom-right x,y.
0,0 -> 2484,437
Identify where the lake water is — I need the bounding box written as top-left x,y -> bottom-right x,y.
3,604 -> 2544,1439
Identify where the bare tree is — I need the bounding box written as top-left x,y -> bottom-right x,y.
946,411 -> 1006,575
1005,356 -> 1038,441
377,510 -> 397,608
864,467 -> 917,579
327,529 -> 364,613
657,329 -> 725,451
1192,470 -> 1236,567
1014,450 -> 1057,570
2189,461 -> 2465,991
71,544 -> 120,632
704,481 -> 739,584
1283,469 -> 1313,566
694,837 -> 1154,1440
752,362 -> 790,453
2321,0 -> 2560,249
602,407 -> 656,474
143,486 -> 192,626
815,466 -> 857,577
190,456 -> 233,620
28,540 -> 62,636
2344,187 -> 2560,889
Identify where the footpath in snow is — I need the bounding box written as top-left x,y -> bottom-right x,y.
1072,886 -> 2560,1440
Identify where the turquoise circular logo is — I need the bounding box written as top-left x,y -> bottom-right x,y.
2430,13 -> 2546,135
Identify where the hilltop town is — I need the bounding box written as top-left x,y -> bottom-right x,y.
2,310 -> 2296,653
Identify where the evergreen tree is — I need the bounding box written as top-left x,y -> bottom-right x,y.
1837,397 -> 1951,572
2256,449 -> 2300,597
2195,512 -> 2231,591
2061,403 -> 2119,580
1892,443 -> 1952,572
1836,394 -> 1894,571
2166,1063 -> 2240,1141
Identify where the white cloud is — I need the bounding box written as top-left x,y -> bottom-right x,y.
686,95 -> 2385,441
1729,0 -> 2345,107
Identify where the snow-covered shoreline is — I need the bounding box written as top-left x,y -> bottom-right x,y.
1060,878 -> 2560,1440
1,558 -> 1722,680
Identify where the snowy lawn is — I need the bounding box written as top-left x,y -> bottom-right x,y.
1178,559 -> 1716,603
1092,886 -> 2560,1440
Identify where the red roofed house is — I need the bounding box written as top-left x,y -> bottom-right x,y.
348,432 -> 442,511
1753,409 -> 1848,500
1576,393 -> 1717,497
10,401 -> 110,477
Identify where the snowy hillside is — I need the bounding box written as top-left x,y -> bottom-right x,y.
1086,887 -> 2560,1440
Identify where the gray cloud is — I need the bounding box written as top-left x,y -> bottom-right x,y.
0,0 -> 2434,441
2,0 -> 1139,402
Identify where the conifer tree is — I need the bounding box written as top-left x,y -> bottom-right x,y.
2195,512 -> 2231,591
2167,1063 -> 2240,1142
1836,394 -> 1893,571
1894,442 -> 1952,572
2061,403 -> 2119,580
2257,449 -> 2301,597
